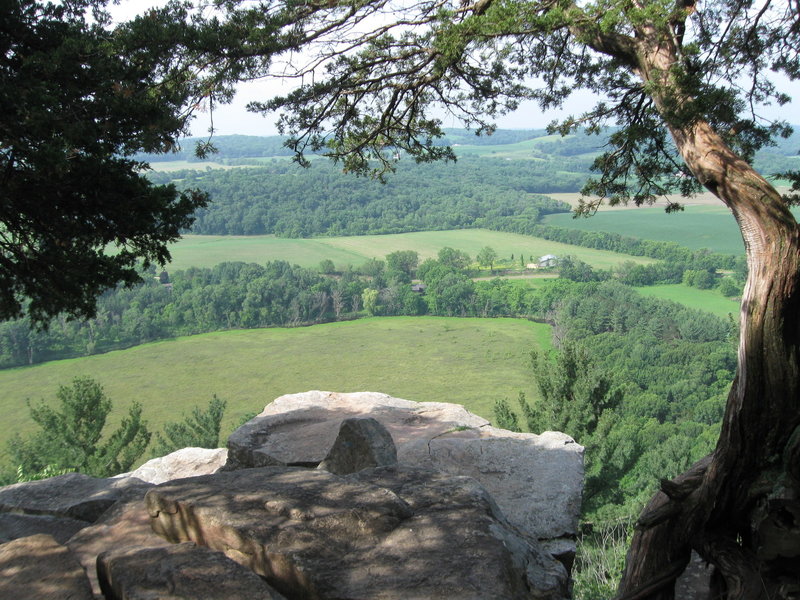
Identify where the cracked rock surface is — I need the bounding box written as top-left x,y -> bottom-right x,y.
225,391 -> 584,558
146,465 -> 569,600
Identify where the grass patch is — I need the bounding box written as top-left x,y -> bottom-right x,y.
544,205 -> 745,255
0,317 -> 551,466
165,235 -> 367,272
166,229 -> 656,272
635,284 -> 740,320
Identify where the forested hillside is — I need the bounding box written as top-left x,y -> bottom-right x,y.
142,130 -> 797,240
147,158 -> 577,236
136,128 -> 592,163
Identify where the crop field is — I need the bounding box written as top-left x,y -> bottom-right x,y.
165,229 -> 656,273
546,190 -> 731,209
451,137 -> 548,159
635,284 -> 740,320
544,205 -> 745,255
451,134 -> 601,161
0,317 -> 551,465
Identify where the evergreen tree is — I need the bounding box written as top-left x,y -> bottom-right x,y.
492,398 -> 521,432
8,377 -> 150,478
152,395 -> 227,457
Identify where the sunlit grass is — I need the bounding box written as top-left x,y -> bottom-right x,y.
635,284 -> 739,320
0,317 -> 552,466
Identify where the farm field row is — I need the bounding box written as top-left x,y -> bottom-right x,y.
0,317 -> 551,465
164,228 -> 656,273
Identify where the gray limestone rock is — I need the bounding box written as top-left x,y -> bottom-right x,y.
317,417 -> 398,475
67,499 -> 172,597
0,472 -> 152,523
0,533 -> 94,600
224,391 -> 488,470
405,425 -> 583,541
146,465 -> 569,599
674,550 -> 714,600
98,542 -> 287,600
224,391 -> 583,556
117,447 -> 228,484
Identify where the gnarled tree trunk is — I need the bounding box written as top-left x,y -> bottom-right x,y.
617,37 -> 800,600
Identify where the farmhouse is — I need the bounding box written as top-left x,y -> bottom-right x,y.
538,254 -> 559,268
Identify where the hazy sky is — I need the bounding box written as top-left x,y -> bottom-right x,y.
111,1 -> 799,139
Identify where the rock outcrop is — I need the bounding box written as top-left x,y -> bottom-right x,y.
317,416 -> 398,475
0,390 -> 584,600
0,533 -> 94,600
0,511 -> 90,544
0,471 -> 151,522
117,447 -> 228,484
147,465 -> 567,600
226,391 -> 584,563
98,542 -> 287,600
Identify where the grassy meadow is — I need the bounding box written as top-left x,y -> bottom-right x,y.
450,134 -> 601,161
635,284 -> 740,320
544,205 -> 745,255
165,229 -> 657,272
0,317 -> 551,466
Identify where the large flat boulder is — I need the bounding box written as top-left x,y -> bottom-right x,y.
0,472 -> 152,522
224,391 -> 583,553
98,542 -> 286,600
117,447 -> 228,484
0,533 -> 94,600
146,465 -> 569,600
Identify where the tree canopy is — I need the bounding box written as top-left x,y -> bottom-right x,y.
0,0 -> 261,323
190,0 -> 800,596
8,376 -> 150,478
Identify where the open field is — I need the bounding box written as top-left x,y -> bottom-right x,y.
0,317 -> 551,465
147,160 -> 248,172
165,229 -> 656,272
440,133 -> 601,161
546,190 -> 728,209
451,137 -> 550,159
544,205 -> 745,255
635,284 -> 740,320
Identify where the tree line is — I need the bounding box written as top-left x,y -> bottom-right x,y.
0,246 -> 737,367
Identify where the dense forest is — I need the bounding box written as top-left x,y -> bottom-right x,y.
147,158 -> 579,236
141,129 -> 797,239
